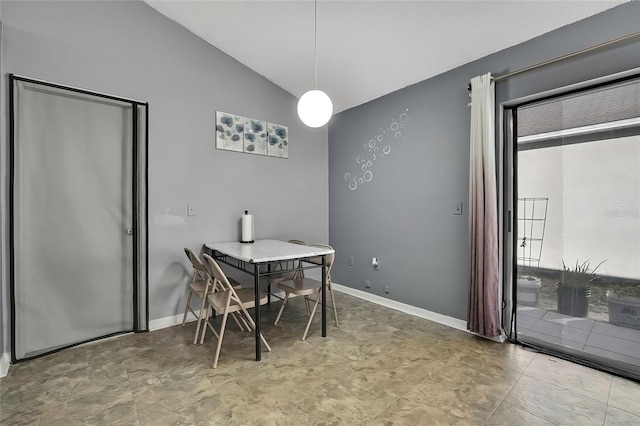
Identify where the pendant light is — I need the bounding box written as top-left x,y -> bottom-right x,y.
297,0 -> 333,128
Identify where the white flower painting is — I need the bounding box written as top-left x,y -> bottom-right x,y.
216,111 -> 244,152
267,122 -> 288,159
215,111 -> 288,158
243,118 -> 267,155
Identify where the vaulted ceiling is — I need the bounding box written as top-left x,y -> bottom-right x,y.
144,0 -> 628,113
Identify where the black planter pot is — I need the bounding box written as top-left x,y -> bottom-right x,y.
556,285 -> 591,317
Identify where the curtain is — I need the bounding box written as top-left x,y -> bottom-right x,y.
467,73 -> 501,337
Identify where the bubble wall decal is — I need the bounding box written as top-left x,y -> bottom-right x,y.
344,109 -> 411,191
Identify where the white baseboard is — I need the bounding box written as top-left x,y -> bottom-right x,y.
332,283 -> 468,332
0,352 -> 11,378
149,311 -> 199,331
333,283 -> 505,343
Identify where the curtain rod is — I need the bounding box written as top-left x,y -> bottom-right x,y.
467,31 -> 640,91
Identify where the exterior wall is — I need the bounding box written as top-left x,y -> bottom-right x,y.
519,135 -> 640,279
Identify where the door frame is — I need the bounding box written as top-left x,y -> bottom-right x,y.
8,74 -> 149,362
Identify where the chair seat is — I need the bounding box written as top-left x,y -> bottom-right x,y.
272,243 -> 337,341
277,277 -> 322,296
208,287 -> 268,313
189,277 -> 242,297
188,279 -> 209,296
269,271 -> 298,283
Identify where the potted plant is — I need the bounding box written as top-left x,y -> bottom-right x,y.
606,284 -> 640,330
556,259 -> 605,317
516,235 -> 543,307
517,275 -> 542,306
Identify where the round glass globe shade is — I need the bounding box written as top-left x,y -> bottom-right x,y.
297,90 -> 333,128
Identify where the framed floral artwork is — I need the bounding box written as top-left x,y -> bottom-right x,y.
267,122 -> 288,158
243,118 -> 267,155
216,111 -> 244,152
216,111 -> 288,158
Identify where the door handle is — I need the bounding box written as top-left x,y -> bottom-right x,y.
127,228 -> 134,236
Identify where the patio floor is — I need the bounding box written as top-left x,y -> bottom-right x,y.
516,305 -> 640,369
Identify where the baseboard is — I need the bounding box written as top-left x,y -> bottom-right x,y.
332,283 -> 469,332
332,283 -> 505,343
0,352 -> 11,378
149,311 -> 199,331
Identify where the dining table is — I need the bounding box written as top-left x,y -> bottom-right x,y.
203,239 -> 335,361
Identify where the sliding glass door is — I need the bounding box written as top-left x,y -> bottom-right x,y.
504,74 -> 640,380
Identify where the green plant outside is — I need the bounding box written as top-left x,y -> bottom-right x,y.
557,259 -> 606,289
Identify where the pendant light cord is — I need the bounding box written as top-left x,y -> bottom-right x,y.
314,0 -> 318,89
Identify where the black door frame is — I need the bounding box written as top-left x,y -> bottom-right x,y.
8,74 -> 149,362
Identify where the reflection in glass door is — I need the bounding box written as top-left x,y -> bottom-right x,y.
506,75 -> 640,380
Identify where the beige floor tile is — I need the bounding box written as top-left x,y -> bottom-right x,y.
39,395 -> 139,426
502,374 -> 607,425
608,376 -> 640,417
522,353 -> 613,403
604,405 -> 640,426
370,397 -> 475,426
400,362 -> 521,424
485,403 -> 557,425
0,292 -> 636,426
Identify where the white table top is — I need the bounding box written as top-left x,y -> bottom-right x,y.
204,239 -> 334,263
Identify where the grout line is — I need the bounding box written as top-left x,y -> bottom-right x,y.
604,374 -> 614,424
482,367 -> 525,425
587,326 -> 640,345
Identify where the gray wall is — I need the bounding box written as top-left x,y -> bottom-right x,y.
0,0 -> 329,356
328,2 -> 640,320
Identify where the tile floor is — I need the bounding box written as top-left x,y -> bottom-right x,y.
517,306 -> 640,368
1,293 -> 639,425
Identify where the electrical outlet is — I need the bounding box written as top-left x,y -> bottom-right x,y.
348,256 -> 354,266
364,280 -> 371,288
384,286 -> 390,294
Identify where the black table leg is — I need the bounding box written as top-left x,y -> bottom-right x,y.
254,263 -> 261,361
322,254 -> 327,337
267,263 -> 272,305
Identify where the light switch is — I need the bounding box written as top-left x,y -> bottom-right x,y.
454,202 -> 463,215
187,204 -> 196,217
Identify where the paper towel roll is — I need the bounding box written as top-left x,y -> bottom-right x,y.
241,211 -> 255,243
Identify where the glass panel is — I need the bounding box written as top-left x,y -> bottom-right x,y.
13,80 -> 134,359
514,77 -> 640,379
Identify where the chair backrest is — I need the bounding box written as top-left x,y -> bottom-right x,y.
202,253 -> 238,295
309,244 -> 335,279
184,247 -> 208,280
273,240 -> 307,275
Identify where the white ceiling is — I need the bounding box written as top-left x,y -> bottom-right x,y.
144,0 -> 628,113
